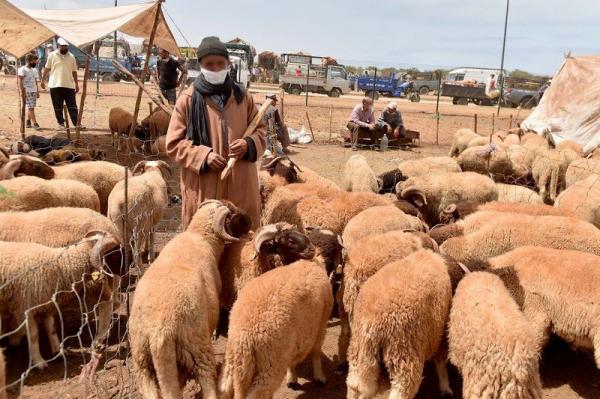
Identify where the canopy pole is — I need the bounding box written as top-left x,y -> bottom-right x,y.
19,85 -> 26,140
128,0 -> 163,153
496,0 -> 510,116
76,51 -> 91,141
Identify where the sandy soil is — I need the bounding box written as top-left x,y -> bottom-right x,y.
1,78 -> 598,399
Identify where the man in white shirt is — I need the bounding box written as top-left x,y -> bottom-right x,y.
18,53 -> 41,130
485,73 -> 500,99
40,37 -> 80,130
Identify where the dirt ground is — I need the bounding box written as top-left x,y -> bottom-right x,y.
1,77 -> 599,399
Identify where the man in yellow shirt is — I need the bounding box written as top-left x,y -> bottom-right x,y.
41,37 -> 80,130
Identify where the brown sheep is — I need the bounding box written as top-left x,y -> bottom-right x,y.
141,109 -> 171,152
1,154 -> 54,180
108,107 -> 146,150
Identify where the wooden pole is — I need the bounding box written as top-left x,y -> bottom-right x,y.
328,104 -> 333,142
509,114 -> 513,130
305,62 -> 310,106
305,111 -> 315,142
148,102 -> 153,114
76,54 -> 90,141
279,88 -> 285,122
474,113 -> 478,133
113,60 -> 172,115
128,0 -> 163,151
491,113 -> 495,134
434,75 -> 441,145
177,70 -> 187,99
63,105 -> 71,140
19,86 -> 25,140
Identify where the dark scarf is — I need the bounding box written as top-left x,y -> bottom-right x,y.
186,74 -> 245,146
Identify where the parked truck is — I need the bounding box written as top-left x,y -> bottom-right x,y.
356,74 -> 420,102
279,53 -> 351,97
441,67 -> 507,106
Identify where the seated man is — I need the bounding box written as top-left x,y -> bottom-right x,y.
376,101 -> 406,139
263,94 -> 290,154
347,97 -> 376,151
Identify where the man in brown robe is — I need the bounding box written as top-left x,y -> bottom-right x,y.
166,36 -> 265,229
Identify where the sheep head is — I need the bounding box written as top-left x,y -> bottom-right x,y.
197,200 -> 252,243
377,169 -> 405,194
398,186 -> 427,208
253,223 -> 315,263
132,160 -> 172,177
305,226 -> 345,278
1,156 -> 55,180
260,155 -> 302,184
85,230 -> 124,277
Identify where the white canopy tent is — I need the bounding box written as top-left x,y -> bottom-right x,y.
0,0 -> 180,58
521,55 -> 600,154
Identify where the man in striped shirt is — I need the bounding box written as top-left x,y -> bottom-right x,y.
347,97 -> 376,151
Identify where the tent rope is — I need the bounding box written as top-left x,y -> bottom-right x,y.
163,6 -> 192,49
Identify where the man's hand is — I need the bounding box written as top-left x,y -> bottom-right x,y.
206,152 -> 227,172
368,123 -> 376,131
36,92 -> 40,99
229,139 -> 248,160
40,82 -> 46,90
75,84 -> 80,94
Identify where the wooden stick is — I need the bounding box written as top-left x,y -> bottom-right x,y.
474,113 -> 478,133
221,99 -> 275,180
76,55 -> 90,141
19,87 -> 25,140
509,114 -> 513,130
305,111 -> 315,142
63,105 -> 71,140
279,88 -> 285,122
128,0 -> 163,152
148,102 -> 153,114
491,113 -> 495,134
177,70 -> 188,99
113,60 -> 172,115
328,104 -> 333,142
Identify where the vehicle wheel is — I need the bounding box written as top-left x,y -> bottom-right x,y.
290,86 -> 302,95
367,90 -> 380,100
480,98 -> 493,106
520,97 -> 534,109
419,86 -> 429,95
329,88 -> 342,98
456,97 -> 468,106
410,93 -> 421,103
101,72 -> 115,82
452,97 -> 458,105
4,65 -> 16,75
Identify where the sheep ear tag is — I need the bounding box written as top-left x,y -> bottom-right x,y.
91,271 -> 101,281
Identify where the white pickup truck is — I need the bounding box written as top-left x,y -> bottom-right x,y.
279,54 -> 351,97
186,52 -> 250,89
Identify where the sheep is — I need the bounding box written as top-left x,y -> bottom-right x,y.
53,160 -> 130,214
341,205 -> 426,248
432,205 -> 577,244
398,156 -> 461,177
466,133 -> 504,149
555,174 -> 600,228
41,146 -> 105,165
0,154 -> 55,180
502,133 -> 521,146
495,183 -> 543,204
0,230 -> 121,369
129,200 -> 252,399
343,154 -> 381,193
150,135 -> 166,155
531,148 -> 579,203
565,158 -> 600,188
377,168 -> 406,194
0,349 -> 5,399
296,164 -> 340,191
219,222 -> 316,311
591,147 -> 600,160
521,133 -> 549,149
487,246 -> 600,368
218,250 -> 333,398
440,213 -> 600,267
0,176 -> 100,212
258,156 -> 302,206
346,250 -> 465,399
338,231 -> 438,365
448,128 -> 480,157
107,160 -> 170,264
140,109 -> 170,146
108,107 -> 146,150
457,144 -> 514,182
396,171 -> 498,226
555,139 -> 584,156
449,271 -> 543,399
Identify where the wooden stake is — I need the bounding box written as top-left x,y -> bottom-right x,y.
19,87 -> 25,140
509,114 -> 513,130
76,54 -> 90,141
113,59 -> 172,115
474,113 -> 478,133
305,111 -> 315,142
128,0 -> 163,151
63,105 -> 71,140
328,105 -> 333,142
491,113 -> 495,134
148,102 -> 153,114
279,88 -> 285,122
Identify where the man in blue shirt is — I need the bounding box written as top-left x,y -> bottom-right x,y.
376,101 -> 405,139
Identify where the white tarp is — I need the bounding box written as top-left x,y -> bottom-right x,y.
0,0 -> 180,58
521,55 -> 600,154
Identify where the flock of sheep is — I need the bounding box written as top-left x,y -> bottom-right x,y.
0,121 -> 599,399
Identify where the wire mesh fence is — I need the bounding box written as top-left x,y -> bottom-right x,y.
0,69 -> 598,399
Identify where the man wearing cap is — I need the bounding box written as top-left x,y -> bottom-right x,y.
166,36 -> 265,229
376,101 -> 405,139
41,37 -> 80,130
263,94 -> 290,154
156,48 -> 185,104
347,97 -> 376,151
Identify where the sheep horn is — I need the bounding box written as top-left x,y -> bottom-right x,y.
261,156 -> 285,169
198,199 -> 224,210
0,158 -> 23,179
155,160 -> 172,177
90,232 -> 121,273
287,158 -> 303,172
213,205 -> 239,243
253,223 -> 281,252
132,160 -> 146,175
442,204 -> 457,214
0,146 -> 10,160
400,187 -> 428,207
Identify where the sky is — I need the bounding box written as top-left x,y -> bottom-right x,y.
11,0 -> 600,75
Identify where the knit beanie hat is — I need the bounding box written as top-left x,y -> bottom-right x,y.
197,36 -> 229,61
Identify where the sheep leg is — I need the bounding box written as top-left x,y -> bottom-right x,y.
285,366 -> 299,387
337,289 -> 350,372
188,336 -> 217,399
346,338 -> 380,399
150,338 -> 181,399
311,328 -> 327,384
94,297 -> 113,346
43,315 -> 61,355
137,365 -> 161,399
386,352 -> 424,399
26,313 -> 47,370
433,349 -> 453,398
593,331 -> 600,369
523,295 -> 551,348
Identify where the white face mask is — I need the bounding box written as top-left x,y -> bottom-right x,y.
201,68 -> 229,85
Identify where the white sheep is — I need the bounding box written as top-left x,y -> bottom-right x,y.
219,253 -> 333,398
448,128 -> 480,157
449,271 -> 542,399
107,160 -> 170,264
342,154 -> 381,193
0,231 -> 120,369
0,176 -> 100,212
346,250 -> 464,399
495,183 -> 543,204
398,156 -> 461,177
565,158 -> 600,188
555,174 -> 600,229
488,246 -> 600,369
129,200 -> 252,399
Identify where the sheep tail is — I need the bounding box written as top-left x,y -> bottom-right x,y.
549,166 -> 559,202
219,337 -> 255,399
149,337 -> 181,398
